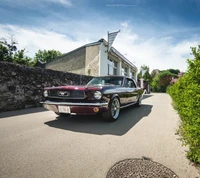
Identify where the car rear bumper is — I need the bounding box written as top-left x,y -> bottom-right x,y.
40,100 -> 109,115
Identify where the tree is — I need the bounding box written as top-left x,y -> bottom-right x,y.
13,49 -> 33,66
0,37 -> 17,62
151,71 -> 177,92
137,65 -> 152,83
0,36 -> 63,67
34,49 -> 62,64
0,42 -> 9,61
167,69 -> 180,75
0,36 -> 34,66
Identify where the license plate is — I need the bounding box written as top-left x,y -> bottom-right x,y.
58,106 -> 71,113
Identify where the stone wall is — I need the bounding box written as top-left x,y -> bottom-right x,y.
0,61 -> 93,112
45,47 -> 86,75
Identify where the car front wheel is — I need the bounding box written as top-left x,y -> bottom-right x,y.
102,97 -> 120,122
136,97 -> 142,107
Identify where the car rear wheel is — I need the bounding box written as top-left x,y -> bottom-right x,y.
102,97 -> 120,122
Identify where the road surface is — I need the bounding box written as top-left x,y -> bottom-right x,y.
0,93 -> 199,178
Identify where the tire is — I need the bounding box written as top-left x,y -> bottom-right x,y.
102,97 -> 120,122
136,97 -> 142,107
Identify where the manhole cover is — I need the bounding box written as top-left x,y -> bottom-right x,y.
107,158 -> 178,178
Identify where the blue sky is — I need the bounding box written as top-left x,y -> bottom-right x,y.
0,0 -> 200,72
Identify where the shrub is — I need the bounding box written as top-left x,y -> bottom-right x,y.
168,46 -> 200,163
151,71 -> 177,92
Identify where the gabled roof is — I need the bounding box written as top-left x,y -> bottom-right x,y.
52,40 -> 102,61
49,38 -> 137,70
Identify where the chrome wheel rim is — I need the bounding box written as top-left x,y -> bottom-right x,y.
111,98 -> 120,119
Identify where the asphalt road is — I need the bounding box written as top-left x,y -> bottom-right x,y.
0,93 -> 199,178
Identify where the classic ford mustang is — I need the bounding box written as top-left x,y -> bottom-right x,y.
41,76 -> 144,121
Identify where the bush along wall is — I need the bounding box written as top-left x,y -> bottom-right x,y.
168,46 -> 200,164
0,61 -> 93,112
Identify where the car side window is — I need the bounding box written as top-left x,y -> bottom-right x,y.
124,79 -> 129,87
125,78 -> 136,88
131,80 -> 137,88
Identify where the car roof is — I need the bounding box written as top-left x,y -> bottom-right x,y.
94,75 -> 124,78
94,75 -> 135,80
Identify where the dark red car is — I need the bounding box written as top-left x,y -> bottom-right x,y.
41,76 -> 144,121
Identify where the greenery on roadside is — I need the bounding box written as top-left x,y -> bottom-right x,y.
151,70 -> 178,92
168,45 -> 200,164
0,36 -> 62,66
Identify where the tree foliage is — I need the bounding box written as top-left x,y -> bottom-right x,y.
167,68 -> 180,75
168,45 -> 200,163
137,65 -> 152,83
0,36 -> 34,66
0,37 -> 17,62
151,70 -> 177,92
14,49 -> 33,66
0,36 -> 62,67
34,49 -> 62,63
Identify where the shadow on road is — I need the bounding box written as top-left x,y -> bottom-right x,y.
142,94 -> 153,100
44,104 -> 153,136
0,107 -> 48,119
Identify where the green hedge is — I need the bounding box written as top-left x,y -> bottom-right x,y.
168,46 -> 200,163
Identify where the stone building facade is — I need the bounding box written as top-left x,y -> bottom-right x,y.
46,39 -> 138,81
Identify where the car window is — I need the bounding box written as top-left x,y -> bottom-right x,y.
124,78 -> 136,88
87,77 -> 123,86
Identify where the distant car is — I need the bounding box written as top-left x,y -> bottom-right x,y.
41,76 -> 144,121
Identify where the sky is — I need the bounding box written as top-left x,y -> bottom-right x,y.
0,0 -> 200,72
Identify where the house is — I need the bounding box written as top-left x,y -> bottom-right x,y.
151,69 -> 160,78
45,38 -> 138,81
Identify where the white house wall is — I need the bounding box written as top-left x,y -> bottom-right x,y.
99,42 -> 108,76
99,42 -> 138,81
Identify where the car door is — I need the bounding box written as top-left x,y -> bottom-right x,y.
124,78 -> 138,104
116,77 -> 127,106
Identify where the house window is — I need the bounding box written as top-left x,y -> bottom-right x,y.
122,66 -> 128,76
107,61 -> 113,75
121,68 -> 124,76
131,72 -> 135,79
124,68 -> 128,76
107,59 -> 117,75
113,61 -> 117,75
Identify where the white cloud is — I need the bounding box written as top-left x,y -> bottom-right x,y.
0,23 -> 199,72
0,25 -> 87,57
1,0 -> 72,7
114,25 -> 199,72
46,0 -> 72,6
